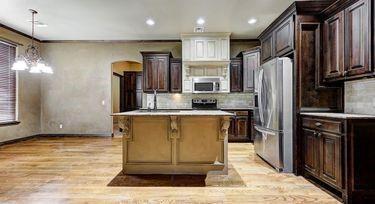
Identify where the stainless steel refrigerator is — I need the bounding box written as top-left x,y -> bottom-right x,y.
254,57 -> 293,173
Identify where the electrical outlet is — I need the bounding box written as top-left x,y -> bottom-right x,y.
59,124 -> 63,129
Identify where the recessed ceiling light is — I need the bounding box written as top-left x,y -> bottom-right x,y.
248,18 -> 257,25
146,18 -> 155,26
196,18 -> 205,25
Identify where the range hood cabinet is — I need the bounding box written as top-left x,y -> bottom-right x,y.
181,33 -> 231,93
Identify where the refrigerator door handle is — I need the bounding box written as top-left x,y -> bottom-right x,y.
254,126 -> 277,136
258,69 -> 264,125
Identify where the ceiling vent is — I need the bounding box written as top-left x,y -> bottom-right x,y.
194,26 -> 205,32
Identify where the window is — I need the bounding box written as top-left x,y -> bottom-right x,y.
0,41 -> 17,124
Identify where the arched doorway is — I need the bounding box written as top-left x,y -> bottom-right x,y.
111,60 -> 142,136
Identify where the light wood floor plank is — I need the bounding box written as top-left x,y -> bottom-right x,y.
0,136 -> 340,203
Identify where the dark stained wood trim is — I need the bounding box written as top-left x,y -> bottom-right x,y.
113,72 -> 123,77
0,23 -> 42,43
258,1 -> 333,39
0,121 -> 20,127
320,0 -> 360,19
230,39 -> 260,43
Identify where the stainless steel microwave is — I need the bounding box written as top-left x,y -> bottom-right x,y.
192,77 -> 221,93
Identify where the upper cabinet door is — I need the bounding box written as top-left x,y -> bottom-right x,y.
143,56 -> 156,92
243,50 -> 260,92
345,0 -> 371,76
156,56 -> 169,92
274,16 -> 294,56
261,33 -> 274,63
230,59 -> 243,92
170,59 -> 182,93
323,11 -> 345,81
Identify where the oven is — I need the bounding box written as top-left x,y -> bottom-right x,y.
192,77 -> 221,93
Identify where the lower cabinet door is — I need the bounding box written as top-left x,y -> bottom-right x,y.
303,128 -> 320,176
319,132 -> 342,188
228,116 -> 236,140
236,116 -> 248,139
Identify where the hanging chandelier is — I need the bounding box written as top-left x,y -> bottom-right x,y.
12,9 -> 53,74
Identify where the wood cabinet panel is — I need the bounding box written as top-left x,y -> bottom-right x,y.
243,48 -> 260,93
261,33 -> 274,63
156,56 -> 169,92
230,58 -> 243,92
227,110 -> 251,142
345,0 -> 371,76
303,128 -> 320,176
236,116 -> 248,139
170,58 -> 182,93
320,132 -> 342,188
228,115 -> 236,139
274,16 -> 294,56
323,11 -> 345,81
141,52 -> 171,93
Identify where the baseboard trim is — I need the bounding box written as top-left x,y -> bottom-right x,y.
0,134 -> 112,146
0,134 -> 39,146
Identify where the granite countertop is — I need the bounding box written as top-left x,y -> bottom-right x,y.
300,112 -> 375,119
112,110 -> 234,116
220,107 -> 254,110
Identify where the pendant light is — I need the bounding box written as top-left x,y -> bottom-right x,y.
12,9 -> 53,74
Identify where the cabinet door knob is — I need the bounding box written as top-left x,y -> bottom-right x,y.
315,122 -> 322,127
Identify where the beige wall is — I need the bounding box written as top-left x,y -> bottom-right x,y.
40,41 -> 256,136
345,78 -> 375,115
0,28 -> 41,142
40,42 -> 182,135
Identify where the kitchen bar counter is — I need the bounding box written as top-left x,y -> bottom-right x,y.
112,110 -> 233,175
300,112 -> 375,119
113,109 -> 234,116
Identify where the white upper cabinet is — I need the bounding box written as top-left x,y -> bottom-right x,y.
181,33 -> 231,61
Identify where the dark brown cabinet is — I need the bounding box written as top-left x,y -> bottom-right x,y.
320,131 -> 342,188
169,58 -> 182,93
303,128 -> 320,176
323,11 -> 345,81
260,16 -> 294,63
243,47 -> 260,93
301,114 -> 375,203
261,33 -> 274,63
345,0 -> 371,77
274,16 -> 294,56
302,117 -> 343,189
227,110 -> 253,142
230,58 -> 243,92
141,52 -> 171,92
322,0 -> 373,82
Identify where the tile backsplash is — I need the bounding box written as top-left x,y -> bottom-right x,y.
143,93 -> 254,109
345,78 -> 375,115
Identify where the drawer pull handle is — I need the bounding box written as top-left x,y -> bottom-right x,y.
315,122 -> 322,127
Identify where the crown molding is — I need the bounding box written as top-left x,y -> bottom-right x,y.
0,23 -> 42,43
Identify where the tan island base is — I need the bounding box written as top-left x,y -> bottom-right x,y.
115,111 -> 232,175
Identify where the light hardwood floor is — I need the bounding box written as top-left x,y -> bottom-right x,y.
0,136 -> 340,204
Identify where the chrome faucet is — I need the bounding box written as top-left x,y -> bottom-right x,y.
153,89 -> 158,110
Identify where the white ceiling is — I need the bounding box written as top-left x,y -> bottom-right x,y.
0,0 -> 296,40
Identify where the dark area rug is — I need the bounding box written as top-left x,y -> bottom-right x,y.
107,164 -> 245,187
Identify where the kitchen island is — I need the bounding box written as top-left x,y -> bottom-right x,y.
112,110 -> 233,175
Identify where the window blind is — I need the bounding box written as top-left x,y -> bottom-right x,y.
0,42 -> 16,123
